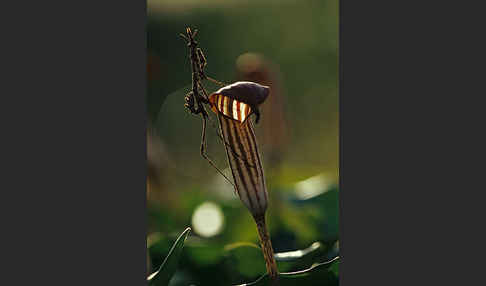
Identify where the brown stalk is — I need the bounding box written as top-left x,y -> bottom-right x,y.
254,214 -> 279,285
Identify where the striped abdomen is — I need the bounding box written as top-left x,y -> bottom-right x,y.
218,114 -> 268,217
209,93 -> 252,123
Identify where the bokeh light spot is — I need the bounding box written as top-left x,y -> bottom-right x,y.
191,202 -> 225,237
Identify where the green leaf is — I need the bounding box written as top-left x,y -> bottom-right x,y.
274,242 -> 323,262
329,259 -> 339,276
147,227 -> 191,286
286,184 -> 340,242
279,256 -> 339,278
274,242 -> 327,273
185,242 -> 225,266
238,256 -> 340,286
224,242 -> 266,278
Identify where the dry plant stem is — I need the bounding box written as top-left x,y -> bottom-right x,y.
254,214 -> 279,285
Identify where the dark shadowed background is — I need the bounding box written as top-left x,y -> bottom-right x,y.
147,0 -> 338,285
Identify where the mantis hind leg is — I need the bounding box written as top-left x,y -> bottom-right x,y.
199,113 -> 235,187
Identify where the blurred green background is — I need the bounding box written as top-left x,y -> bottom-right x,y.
147,0 -> 339,285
